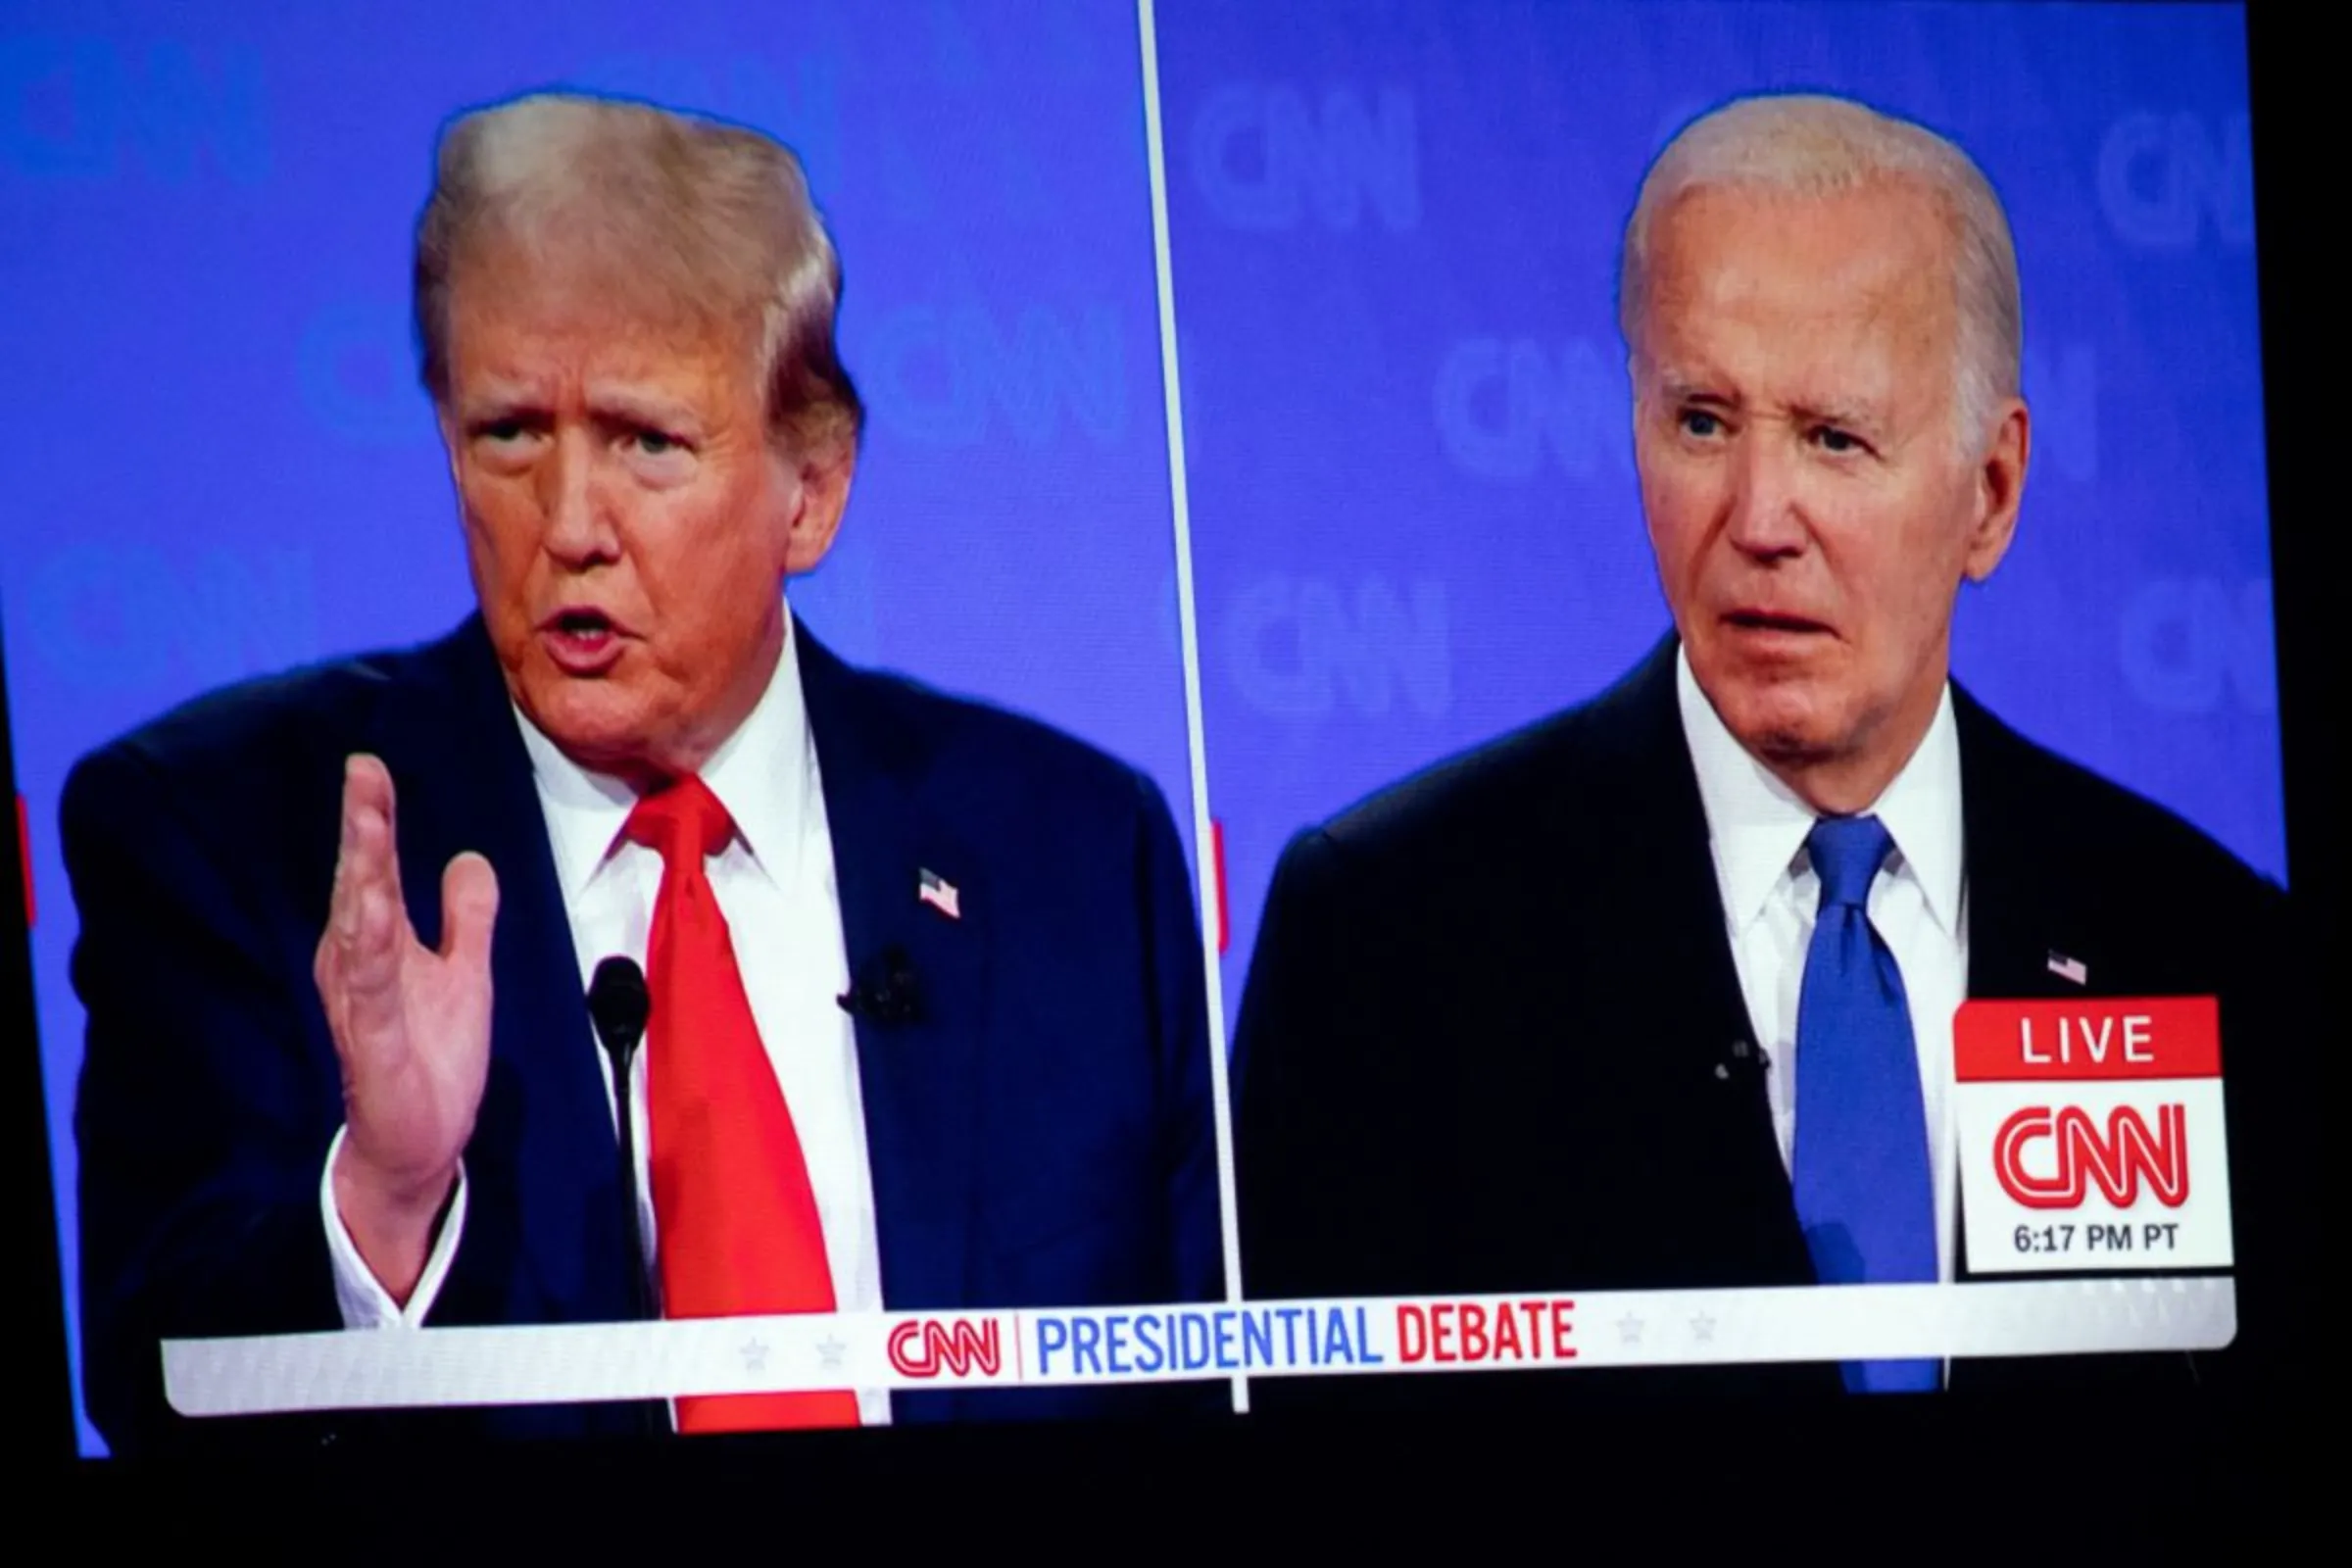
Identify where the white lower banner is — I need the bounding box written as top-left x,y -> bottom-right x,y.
163,1277 -> 2236,1416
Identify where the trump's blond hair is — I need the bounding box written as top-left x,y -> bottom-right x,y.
414,92 -> 860,463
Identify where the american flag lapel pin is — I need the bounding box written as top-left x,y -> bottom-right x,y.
918,867 -> 961,920
2046,951 -> 2088,986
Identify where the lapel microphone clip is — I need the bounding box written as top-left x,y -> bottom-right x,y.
839,944 -> 923,1027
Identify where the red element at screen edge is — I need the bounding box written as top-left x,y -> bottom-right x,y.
1210,820 -> 1229,954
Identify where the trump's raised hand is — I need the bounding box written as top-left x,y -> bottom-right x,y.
318,754 -> 499,1304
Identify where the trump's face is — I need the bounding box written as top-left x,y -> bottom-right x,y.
438,254 -> 847,786
1631,181 -> 2027,811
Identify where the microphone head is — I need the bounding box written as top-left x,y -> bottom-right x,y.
588,956 -> 651,1054
837,946 -> 923,1026
874,945 -> 922,1024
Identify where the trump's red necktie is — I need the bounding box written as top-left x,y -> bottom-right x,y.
623,775 -> 859,1432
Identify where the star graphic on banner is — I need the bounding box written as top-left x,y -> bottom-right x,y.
1616,1315 -> 1644,1346
1689,1312 -> 1716,1344
739,1339 -> 771,1373
815,1336 -> 848,1371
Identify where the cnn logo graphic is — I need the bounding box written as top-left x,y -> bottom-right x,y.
886,1318 -> 1003,1380
1992,1103 -> 2189,1210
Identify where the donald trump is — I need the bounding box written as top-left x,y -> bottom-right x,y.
64,93 -> 1222,1452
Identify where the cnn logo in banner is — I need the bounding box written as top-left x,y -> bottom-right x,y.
1954,999 -> 2233,1272
885,1317 -> 1007,1381
1993,1103 -> 2188,1210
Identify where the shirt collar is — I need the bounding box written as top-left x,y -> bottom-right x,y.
512,601 -> 816,900
1675,642 -> 1964,938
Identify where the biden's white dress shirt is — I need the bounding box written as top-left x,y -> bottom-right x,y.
320,606 -> 893,1423
1674,646 -> 1968,1288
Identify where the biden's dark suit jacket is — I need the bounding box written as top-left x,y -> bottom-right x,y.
1234,635 -> 2306,1414
63,614 -> 1223,1454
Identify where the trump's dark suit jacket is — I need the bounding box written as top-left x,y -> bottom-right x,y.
63,614 -> 1223,1454
1235,636 -> 2305,1414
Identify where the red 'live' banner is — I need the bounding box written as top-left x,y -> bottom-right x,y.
1954,998 -> 2220,1083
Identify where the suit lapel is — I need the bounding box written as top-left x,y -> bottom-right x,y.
1956,688 -> 2099,1004
376,617 -> 628,1325
1590,638 -> 1769,1059
1566,638 -> 1814,1287
797,627 -> 991,1313
1952,686 -> 2099,1295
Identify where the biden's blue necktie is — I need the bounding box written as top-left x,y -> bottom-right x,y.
1791,814 -> 1939,1393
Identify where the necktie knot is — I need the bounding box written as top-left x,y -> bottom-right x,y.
1806,813 -> 1893,911
622,774 -> 735,863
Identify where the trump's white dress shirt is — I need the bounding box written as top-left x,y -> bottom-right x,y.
1675,646 -> 1968,1288
321,606 -> 893,1423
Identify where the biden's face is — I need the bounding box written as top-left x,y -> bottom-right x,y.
1630,180 -> 2026,809
438,258 -> 846,785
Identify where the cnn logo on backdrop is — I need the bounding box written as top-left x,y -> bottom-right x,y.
886,1318 -> 1003,1380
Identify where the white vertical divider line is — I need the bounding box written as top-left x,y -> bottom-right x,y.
1135,0 -> 1248,1414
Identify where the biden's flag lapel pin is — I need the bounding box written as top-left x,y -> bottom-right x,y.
2046,951 -> 2088,986
919,868 -> 961,921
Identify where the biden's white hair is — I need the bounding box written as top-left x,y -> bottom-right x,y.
414,92 -> 860,461
1618,93 -> 2022,457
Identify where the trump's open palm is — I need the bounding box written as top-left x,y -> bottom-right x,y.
316,754 -> 499,1301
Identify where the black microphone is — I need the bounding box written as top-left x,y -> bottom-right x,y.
838,945 -> 923,1026
1719,1037 -> 1772,1085
586,956 -> 654,1321
587,956 -> 666,1439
